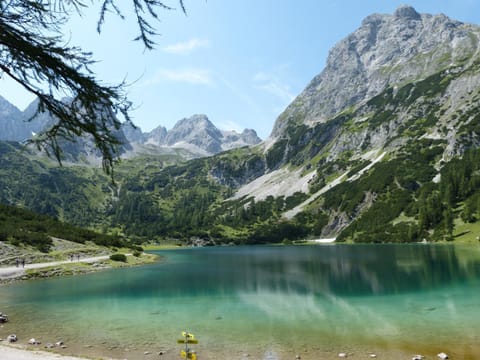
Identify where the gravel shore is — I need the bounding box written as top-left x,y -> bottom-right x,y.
0,344 -> 97,360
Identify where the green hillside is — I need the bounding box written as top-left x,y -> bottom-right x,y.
0,202 -> 126,252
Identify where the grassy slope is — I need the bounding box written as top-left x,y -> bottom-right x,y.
453,219 -> 480,243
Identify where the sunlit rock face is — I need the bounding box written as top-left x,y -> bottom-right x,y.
271,5 -> 479,137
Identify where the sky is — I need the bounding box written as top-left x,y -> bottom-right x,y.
1,0 -> 480,139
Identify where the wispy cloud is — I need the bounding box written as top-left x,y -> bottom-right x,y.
217,119 -> 244,133
144,68 -> 213,85
253,71 -> 295,104
162,38 -> 209,55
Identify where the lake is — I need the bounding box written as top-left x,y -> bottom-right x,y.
1,244 -> 480,360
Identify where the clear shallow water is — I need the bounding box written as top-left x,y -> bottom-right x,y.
1,244 -> 480,359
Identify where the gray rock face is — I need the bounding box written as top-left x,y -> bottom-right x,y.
0,96 -> 52,141
165,114 -> 224,153
0,96 -> 23,141
394,4 -> 421,20
121,122 -> 145,144
271,5 -> 480,137
145,125 -> 167,145
130,114 -> 262,156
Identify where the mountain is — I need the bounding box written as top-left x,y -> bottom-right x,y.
272,5 -> 479,137
0,97 -> 51,141
0,96 -> 261,160
234,5 -> 480,239
127,114 -> 262,156
0,96 -> 23,140
2,6 -> 480,246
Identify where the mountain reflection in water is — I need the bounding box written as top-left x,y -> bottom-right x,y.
1,244 -> 480,360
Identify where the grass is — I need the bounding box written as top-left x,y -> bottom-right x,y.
453,219 -> 480,244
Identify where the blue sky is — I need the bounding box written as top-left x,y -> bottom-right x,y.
1,0 -> 480,139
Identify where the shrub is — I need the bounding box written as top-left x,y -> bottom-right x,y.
110,253 -> 127,262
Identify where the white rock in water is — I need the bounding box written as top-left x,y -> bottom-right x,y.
28,338 -> 41,345
369,354 -> 377,358
7,334 -> 17,342
412,355 -> 424,360
437,353 -> 448,359
338,353 -> 348,358
55,341 -> 64,346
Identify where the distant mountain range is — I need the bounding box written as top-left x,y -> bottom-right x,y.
121,114 -> 261,157
0,97 -> 261,159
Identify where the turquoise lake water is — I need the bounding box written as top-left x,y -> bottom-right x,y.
1,244 -> 480,360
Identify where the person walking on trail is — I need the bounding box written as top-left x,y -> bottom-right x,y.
21,258 -> 25,268
15,258 -> 19,268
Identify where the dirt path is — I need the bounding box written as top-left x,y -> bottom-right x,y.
0,255 -> 110,280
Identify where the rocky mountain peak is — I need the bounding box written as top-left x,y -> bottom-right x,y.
0,96 -> 21,118
165,114 -> 223,151
145,125 -> 167,145
125,114 -> 261,156
271,7 -> 477,137
394,5 -> 421,20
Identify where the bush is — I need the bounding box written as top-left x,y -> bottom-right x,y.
110,253 -> 127,262
130,245 -> 144,252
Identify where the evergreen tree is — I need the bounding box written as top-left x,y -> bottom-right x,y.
442,207 -> 454,241
0,0 -> 185,173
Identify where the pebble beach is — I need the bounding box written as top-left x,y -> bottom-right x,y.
0,343 -> 93,360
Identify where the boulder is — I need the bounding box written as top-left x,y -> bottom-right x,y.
0,313 -> 8,323
28,338 -> 41,345
412,355 -> 424,360
7,334 -> 17,343
437,353 -> 449,359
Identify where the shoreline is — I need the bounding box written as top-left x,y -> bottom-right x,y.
0,343 -> 97,360
0,252 -> 159,286
0,339 -> 463,360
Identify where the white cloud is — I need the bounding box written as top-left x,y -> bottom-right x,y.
253,71 -> 295,104
217,119 -> 244,133
162,38 -> 209,55
144,68 -> 213,85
